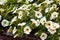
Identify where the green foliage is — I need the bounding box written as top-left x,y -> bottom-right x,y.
0,0 -> 60,40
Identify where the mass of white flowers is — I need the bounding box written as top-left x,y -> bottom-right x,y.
0,0 -> 60,40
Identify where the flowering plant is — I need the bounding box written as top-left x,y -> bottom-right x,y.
0,0 -> 60,40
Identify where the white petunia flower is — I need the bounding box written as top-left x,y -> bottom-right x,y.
18,11 -> 23,19
13,4 -> 31,13
45,21 -> 53,29
50,22 -> 60,30
20,5 -> 28,10
18,4 -> 31,10
36,3 -> 41,7
24,26 -> 31,34
31,19 -> 37,24
32,3 -> 37,7
18,22 -> 26,26
48,29 -> 56,35
10,16 -> 17,25
40,17 -> 46,25
56,0 -> 60,5
35,19 -> 40,27
12,27 -> 17,34
40,33 -> 47,40
49,7 -> 54,11
0,0 -> 7,5
45,8 -> 49,13
0,15 -> 2,21
31,19 -> 40,27
35,11 -> 42,18
52,4 -> 57,9
26,0 -> 33,2
17,0 -> 22,3
1,19 -> 9,27
0,8 -> 5,12
45,0 -> 54,4
50,12 -> 59,20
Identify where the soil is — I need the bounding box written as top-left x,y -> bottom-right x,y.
0,23 -> 41,40
0,28 -> 40,40
0,33 -> 40,40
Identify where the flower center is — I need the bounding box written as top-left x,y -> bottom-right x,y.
37,14 -> 40,16
43,20 -> 45,22
48,23 -> 50,26
26,28 -> 29,32
19,14 -> 22,16
54,15 -> 56,17
4,21 -> 7,24
42,35 -> 45,37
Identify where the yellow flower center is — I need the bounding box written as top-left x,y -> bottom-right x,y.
26,28 -> 29,32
